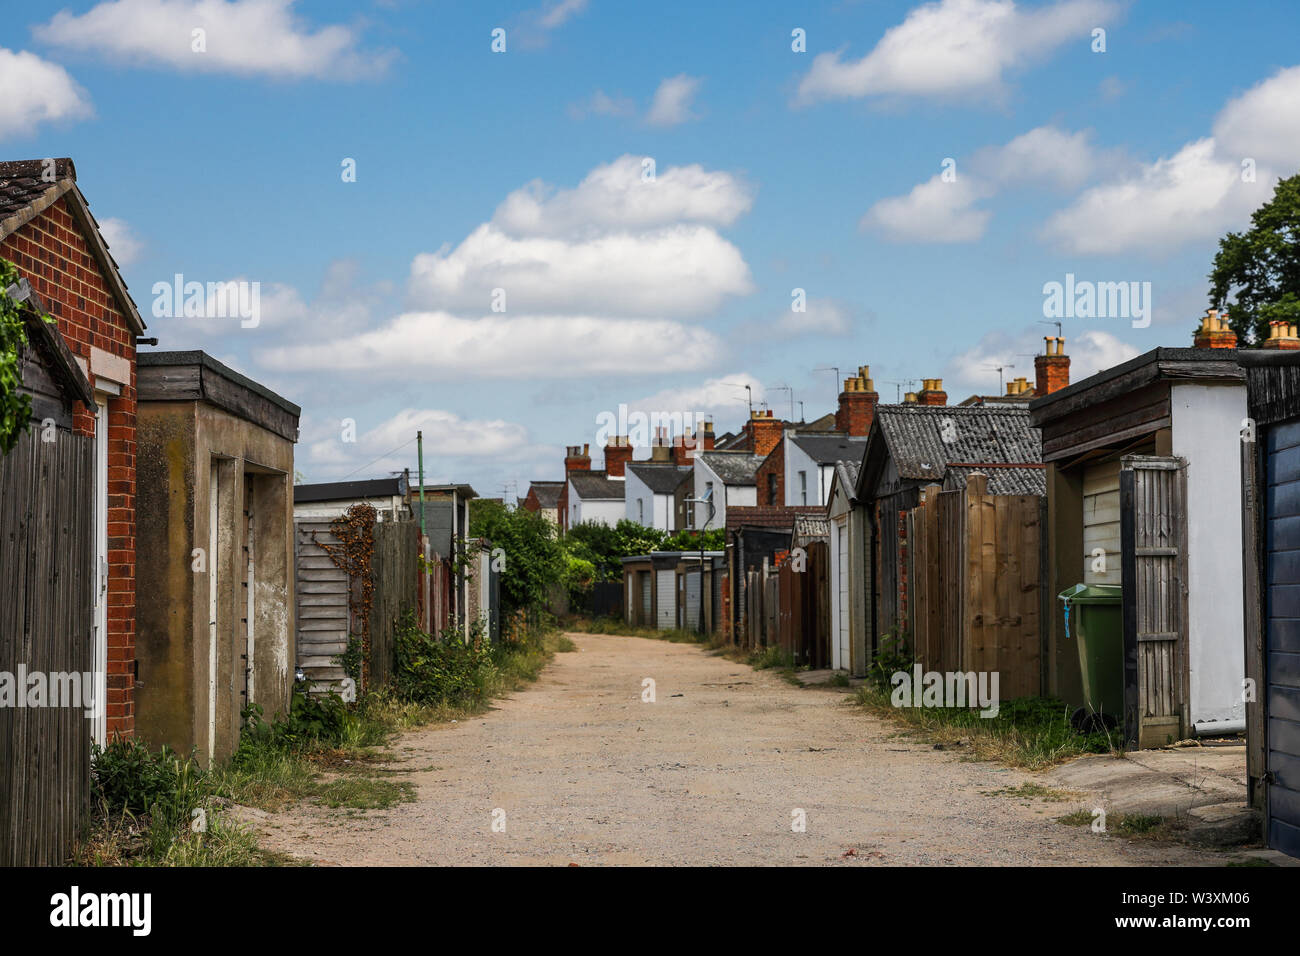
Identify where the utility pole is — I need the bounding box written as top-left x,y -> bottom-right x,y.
417,430 -> 426,540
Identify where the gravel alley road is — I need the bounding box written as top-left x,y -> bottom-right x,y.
255,632 -> 1230,866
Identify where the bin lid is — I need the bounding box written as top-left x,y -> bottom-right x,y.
1058,583 -> 1122,605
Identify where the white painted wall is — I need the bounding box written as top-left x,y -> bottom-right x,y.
783,439 -> 838,507
569,491 -> 625,527
785,440 -> 818,506
1170,382 -> 1248,728
624,470 -> 673,530
830,515 -> 849,670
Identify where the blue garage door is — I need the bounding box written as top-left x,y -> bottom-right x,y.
1265,419 -> 1300,857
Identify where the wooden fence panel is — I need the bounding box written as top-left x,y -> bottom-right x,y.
369,520 -> 419,687
904,476 -> 1042,697
0,427 -> 94,866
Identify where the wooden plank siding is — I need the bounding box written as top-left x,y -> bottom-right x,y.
0,425 -> 94,866
891,474 -> 1043,699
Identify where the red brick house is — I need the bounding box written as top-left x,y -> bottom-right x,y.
0,157 -> 146,743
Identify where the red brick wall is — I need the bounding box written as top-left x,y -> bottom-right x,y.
755,442 -> 785,506
1,196 -> 138,738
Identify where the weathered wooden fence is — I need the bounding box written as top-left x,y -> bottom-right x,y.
0,426 -> 94,866
897,474 -> 1045,698
368,519 -> 420,687
775,541 -> 830,667
294,515 -> 421,690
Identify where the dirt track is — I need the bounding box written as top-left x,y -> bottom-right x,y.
254,632 -> 1230,866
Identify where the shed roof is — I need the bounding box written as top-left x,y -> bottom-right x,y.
626,462 -> 692,494
138,350 -> 301,440
1028,347 -> 1245,427
859,404 -> 1044,498
697,451 -> 763,485
295,476 -> 408,504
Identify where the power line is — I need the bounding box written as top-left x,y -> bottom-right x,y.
338,436 -> 418,481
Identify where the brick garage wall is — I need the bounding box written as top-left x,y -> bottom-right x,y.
1,196 -> 138,738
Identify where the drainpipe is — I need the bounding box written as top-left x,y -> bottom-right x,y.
1193,718 -> 1246,736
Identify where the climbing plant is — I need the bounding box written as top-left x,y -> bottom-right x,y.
313,503 -> 378,691
0,258 -> 41,455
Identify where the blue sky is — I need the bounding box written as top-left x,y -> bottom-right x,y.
5,0 -> 1299,499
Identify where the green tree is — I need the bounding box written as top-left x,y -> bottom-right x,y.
468,498 -> 564,614
661,526 -> 725,552
562,519 -> 666,582
1210,171 -> 1300,344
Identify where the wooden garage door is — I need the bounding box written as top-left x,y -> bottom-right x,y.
1265,419 -> 1300,857
1084,460 -> 1121,586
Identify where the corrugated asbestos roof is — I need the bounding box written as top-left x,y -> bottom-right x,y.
569,470 -> 625,500
873,404 -> 1044,496
626,462 -> 692,494
697,451 -> 763,484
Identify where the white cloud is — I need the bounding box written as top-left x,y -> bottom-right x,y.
863,175 -> 992,242
261,311 -> 724,378
646,74 -> 702,127
98,217 -> 143,266
35,0 -> 394,80
492,154 -> 753,237
303,407 -> 550,482
411,156 -> 754,315
864,126 -> 1114,243
1043,65 -> 1300,255
623,373 -> 767,427
942,327 -> 1139,399
970,126 -> 1105,189
0,48 -> 92,138
537,0 -> 589,29
408,224 -> 752,316
1212,65 -> 1300,171
796,0 -> 1116,105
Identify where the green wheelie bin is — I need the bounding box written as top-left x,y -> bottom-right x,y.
1058,584 -> 1123,733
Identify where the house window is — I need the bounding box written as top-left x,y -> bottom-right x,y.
799,471 -> 807,505
767,472 -> 778,505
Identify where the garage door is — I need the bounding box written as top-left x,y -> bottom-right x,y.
640,572 -> 652,627
684,569 -> 701,632
1266,419 -> 1300,857
656,569 -> 675,631
837,522 -> 849,670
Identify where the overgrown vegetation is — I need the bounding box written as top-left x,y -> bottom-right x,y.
468,498 -> 725,613
0,257 -> 49,455
77,617 -> 570,866
855,686 -> 1121,771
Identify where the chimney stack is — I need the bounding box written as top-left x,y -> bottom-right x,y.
1261,319 -> 1300,350
744,409 -> 784,457
564,443 -> 591,475
651,427 -> 673,463
671,421 -> 715,466
1194,308 -> 1238,349
917,378 -> 947,406
1034,337 -> 1071,397
604,435 -> 632,478
1006,376 -> 1033,397
836,364 -> 879,436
